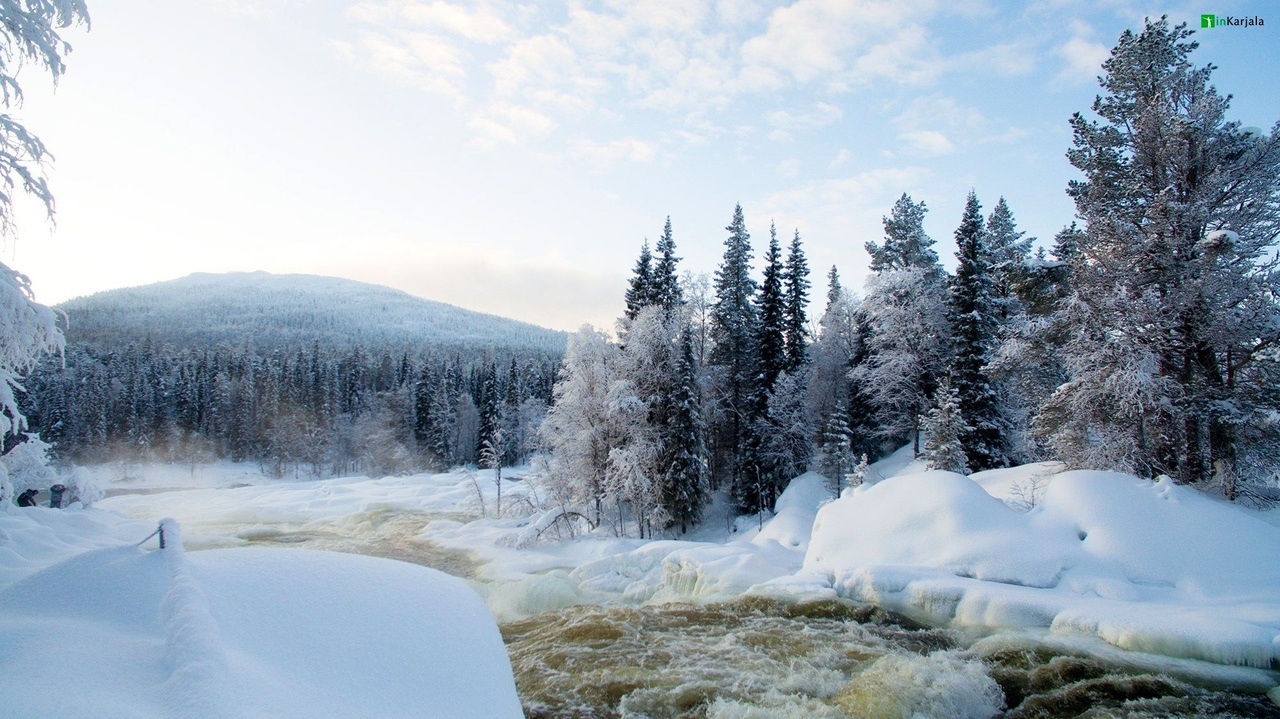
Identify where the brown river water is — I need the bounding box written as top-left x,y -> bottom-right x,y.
230,508 -> 1280,719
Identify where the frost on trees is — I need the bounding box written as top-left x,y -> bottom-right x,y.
947,191 -> 1010,471
920,379 -> 970,475
1042,17 -> 1280,492
855,266 -> 949,455
540,326 -> 618,527
708,204 -> 760,509
856,195 -> 951,455
0,0 -> 87,467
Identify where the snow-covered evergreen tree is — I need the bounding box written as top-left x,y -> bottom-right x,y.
984,197 -> 1034,322
921,379 -> 970,474
663,326 -> 707,533
866,194 -> 943,277
948,191 -> 1009,470
652,217 -> 683,313
782,229 -> 811,372
755,222 -> 787,395
709,204 -> 760,507
756,369 -> 811,500
816,395 -> 854,494
1043,18 -> 1280,487
624,241 -> 656,321
612,305 -> 676,536
856,198 -> 950,454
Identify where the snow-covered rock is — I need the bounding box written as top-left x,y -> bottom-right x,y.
803,469 -> 1280,668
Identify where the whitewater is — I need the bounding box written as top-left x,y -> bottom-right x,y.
1,451 -> 1278,717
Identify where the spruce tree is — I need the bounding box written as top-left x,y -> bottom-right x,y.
663,326 -> 707,533
653,217 -> 683,313
783,229 -> 811,372
985,197 -> 1034,322
475,361 -> 500,462
817,395 -> 855,494
624,241 -> 655,320
856,196 -> 950,454
948,191 -> 1009,470
825,265 -> 842,312
755,222 -> 787,395
921,379 -> 970,474
709,204 -> 759,508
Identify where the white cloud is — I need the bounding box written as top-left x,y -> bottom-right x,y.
899,129 -> 955,156
742,0 -> 942,88
348,1 -> 514,43
568,137 -> 658,168
339,29 -> 470,100
468,101 -> 555,147
1055,22 -> 1110,85
766,102 -> 842,131
335,0 -> 1046,158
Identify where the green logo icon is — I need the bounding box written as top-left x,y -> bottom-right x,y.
1201,14 -> 1216,28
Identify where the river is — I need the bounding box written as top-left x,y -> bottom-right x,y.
226,506 -> 1279,719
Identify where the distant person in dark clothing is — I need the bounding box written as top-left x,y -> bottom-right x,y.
48,484 -> 66,508
16,489 -> 39,507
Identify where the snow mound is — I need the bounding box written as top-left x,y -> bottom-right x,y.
805,469 -> 1280,669
0,533 -> 522,718
774,471 -> 832,514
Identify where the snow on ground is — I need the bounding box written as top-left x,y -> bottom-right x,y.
795,466 -> 1280,674
5,453 -> 1280,708
0,507 -> 523,718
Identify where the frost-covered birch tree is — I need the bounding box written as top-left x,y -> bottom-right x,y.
540,326 -> 618,526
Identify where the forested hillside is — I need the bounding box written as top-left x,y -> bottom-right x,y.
56,272 -> 567,354
21,273 -> 565,476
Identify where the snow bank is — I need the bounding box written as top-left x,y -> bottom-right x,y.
804,469 -> 1280,669
155,519 -> 231,719
0,514 -> 523,718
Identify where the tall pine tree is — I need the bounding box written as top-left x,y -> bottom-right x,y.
948,191 -> 1009,470
709,204 -> 759,508
652,217 -> 683,313
1044,18 -> 1280,487
663,326 -> 707,533
755,222 -> 787,395
624,241 -> 656,321
782,229 -> 811,372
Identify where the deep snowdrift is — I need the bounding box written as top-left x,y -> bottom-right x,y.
0,510 -> 523,719
801,469 -> 1280,669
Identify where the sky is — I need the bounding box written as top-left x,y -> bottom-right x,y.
5,0 -> 1278,332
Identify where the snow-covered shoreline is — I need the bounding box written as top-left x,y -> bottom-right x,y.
3,455 -> 1279,715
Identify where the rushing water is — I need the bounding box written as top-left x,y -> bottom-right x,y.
235,508 -> 481,579
502,599 -> 1280,719
180,502 -> 1278,718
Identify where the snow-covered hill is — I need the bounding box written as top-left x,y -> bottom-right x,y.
57,272 -> 568,353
